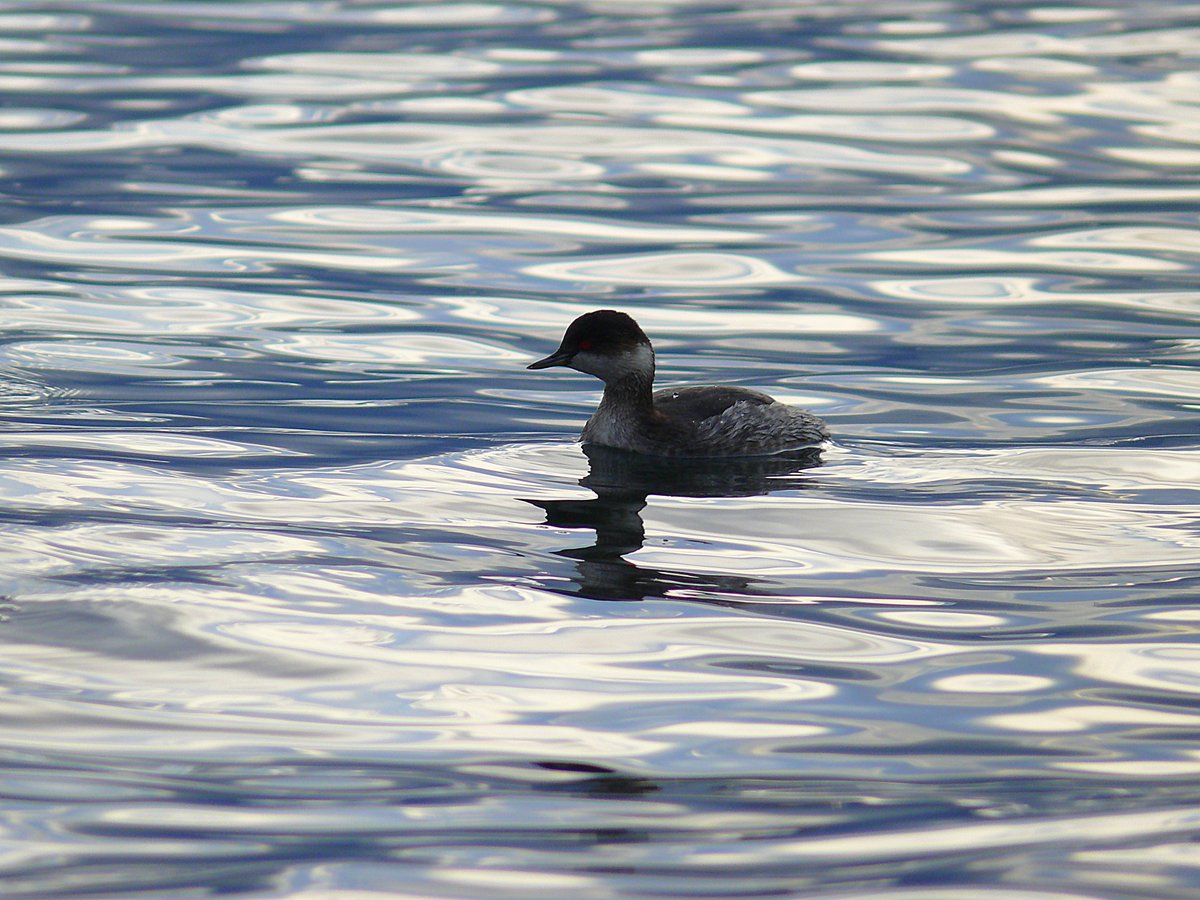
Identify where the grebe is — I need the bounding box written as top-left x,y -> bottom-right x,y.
528,310 -> 828,457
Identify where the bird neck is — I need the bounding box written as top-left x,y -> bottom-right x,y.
601,368 -> 655,415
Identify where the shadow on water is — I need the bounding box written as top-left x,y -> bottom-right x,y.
525,444 -> 823,603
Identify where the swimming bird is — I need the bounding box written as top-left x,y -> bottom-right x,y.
528,310 -> 828,457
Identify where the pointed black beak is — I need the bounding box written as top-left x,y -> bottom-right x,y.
527,347 -> 573,370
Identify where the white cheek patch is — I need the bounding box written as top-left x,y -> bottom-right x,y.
568,350 -> 606,379
627,343 -> 654,374
570,344 -> 653,383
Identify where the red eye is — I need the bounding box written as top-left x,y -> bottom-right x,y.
578,339 -> 593,351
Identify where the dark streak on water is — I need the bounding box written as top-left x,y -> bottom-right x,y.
1,1 -> 1200,897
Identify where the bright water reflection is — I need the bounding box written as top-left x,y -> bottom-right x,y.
2,1 -> 1200,896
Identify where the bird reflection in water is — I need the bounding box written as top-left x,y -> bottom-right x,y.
525,445 -> 823,602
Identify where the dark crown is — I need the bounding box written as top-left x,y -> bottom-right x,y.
561,309 -> 649,353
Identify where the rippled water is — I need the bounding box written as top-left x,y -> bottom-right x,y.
2,1 -> 1200,896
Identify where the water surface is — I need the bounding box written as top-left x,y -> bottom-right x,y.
2,1 -> 1200,896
